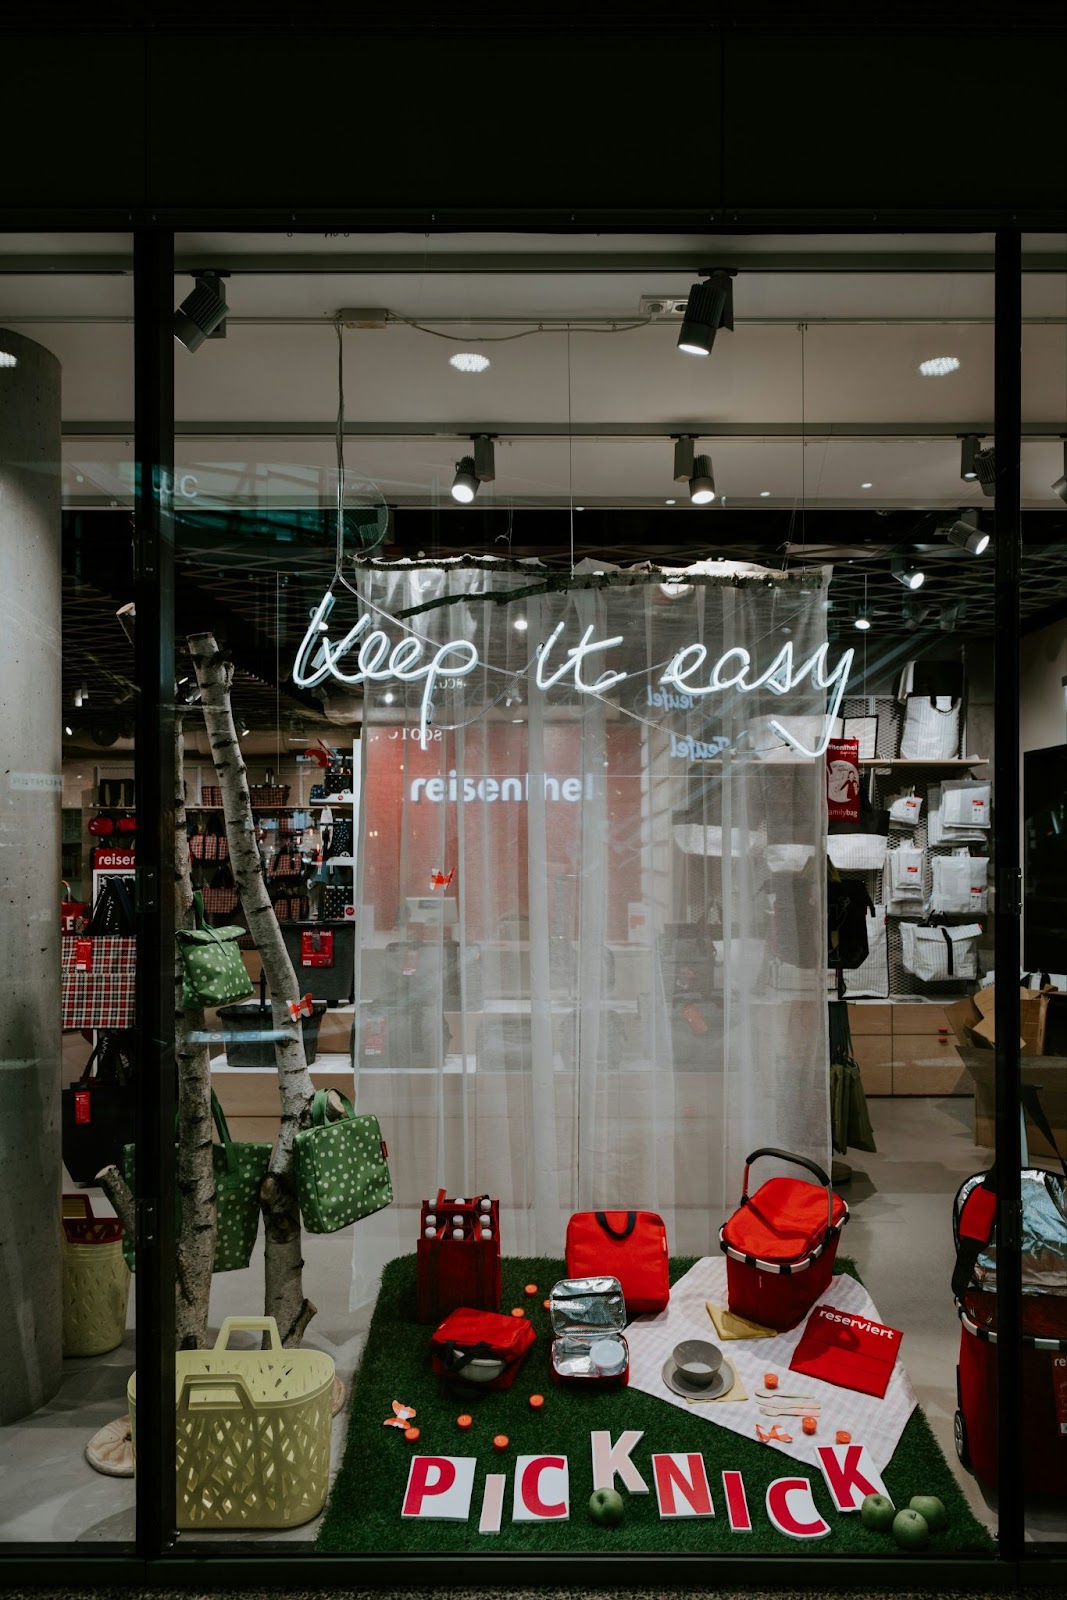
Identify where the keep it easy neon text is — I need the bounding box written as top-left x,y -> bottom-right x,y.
293,591 -> 853,758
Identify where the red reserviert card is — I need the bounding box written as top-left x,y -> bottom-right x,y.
789,1303 -> 903,1399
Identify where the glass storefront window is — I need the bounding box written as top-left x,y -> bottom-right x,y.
3,225 -> 1062,1574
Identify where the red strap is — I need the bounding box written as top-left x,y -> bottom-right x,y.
958,1186 -> 997,1244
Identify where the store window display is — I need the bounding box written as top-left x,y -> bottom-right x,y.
2,228 -> 1066,1566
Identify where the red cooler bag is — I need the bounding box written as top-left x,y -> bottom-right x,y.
720,1148 -> 848,1332
431,1307 -> 535,1390
565,1210 -> 670,1313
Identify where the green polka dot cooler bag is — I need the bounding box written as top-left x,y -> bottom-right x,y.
175,891 -> 254,1008
294,1090 -> 392,1234
122,1091 -> 272,1273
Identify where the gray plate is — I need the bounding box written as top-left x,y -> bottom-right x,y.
661,1357 -> 734,1400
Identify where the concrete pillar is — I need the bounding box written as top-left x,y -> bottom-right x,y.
0,329 -> 63,1423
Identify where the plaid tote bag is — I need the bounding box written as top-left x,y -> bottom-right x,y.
61,876 -> 137,1030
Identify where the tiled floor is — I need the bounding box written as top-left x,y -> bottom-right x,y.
0,1096 -> 1061,1546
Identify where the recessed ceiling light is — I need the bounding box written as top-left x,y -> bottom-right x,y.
513,617 -> 528,632
918,355 -> 961,377
759,490 -> 771,497
64,724 -> 73,736
383,691 -> 395,704
861,482 -> 873,490
0,350 -> 17,369
665,499 -> 677,505
449,352 -> 490,373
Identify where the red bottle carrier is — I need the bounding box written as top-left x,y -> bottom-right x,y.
955,1291 -> 1067,1498
719,1148 -> 849,1332
416,1191 -> 501,1324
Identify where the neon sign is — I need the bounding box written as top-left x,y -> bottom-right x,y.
293,590 -> 853,758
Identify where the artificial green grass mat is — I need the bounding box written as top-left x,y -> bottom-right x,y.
316,1254 -> 993,1555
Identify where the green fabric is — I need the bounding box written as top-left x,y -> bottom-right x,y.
122,1090 -> 271,1272
176,891 -> 254,1008
317,1253 -> 993,1555
830,1001 -> 877,1155
294,1090 -> 392,1234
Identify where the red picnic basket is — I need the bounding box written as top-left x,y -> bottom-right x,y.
719,1147 -> 849,1332
954,1291 -> 1067,1497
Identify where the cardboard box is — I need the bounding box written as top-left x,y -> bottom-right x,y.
957,1048 -> 1067,1159
943,985 -> 1057,1054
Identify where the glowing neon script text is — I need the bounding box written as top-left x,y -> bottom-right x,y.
293,593 -> 479,743
294,591 -> 852,756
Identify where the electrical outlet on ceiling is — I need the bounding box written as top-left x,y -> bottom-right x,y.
639,295 -> 689,320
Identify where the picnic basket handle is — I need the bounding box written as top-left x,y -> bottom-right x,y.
178,1373 -> 256,1414
214,1315 -> 282,1352
741,1147 -> 835,1238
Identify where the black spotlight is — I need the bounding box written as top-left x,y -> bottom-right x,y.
960,435 -> 981,482
174,271 -> 229,352
1052,440 -> 1067,505
974,446 -> 996,499
673,436 -> 716,504
946,509 -> 990,556
677,271 -> 736,357
892,558 -> 926,591
451,435 -> 496,503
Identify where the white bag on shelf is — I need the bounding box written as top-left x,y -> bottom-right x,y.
888,844 -> 925,899
930,850 -> 990,914
765,843 -> 816,874
844,904 -> 890,998
942,780 -> 991,830
927,781 -> 988,845
888,789 -> 923,827
900,921 -> 983,982
827,832 -> 889,872
899,696 -> 961,761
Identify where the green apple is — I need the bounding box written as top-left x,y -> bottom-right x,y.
588,1488 -> 625,1527
892,1508 -> 931,1550
860,1492 -> 896,1532
909,1494 -> 947,1531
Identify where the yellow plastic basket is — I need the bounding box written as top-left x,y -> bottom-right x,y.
61,1194 -> 131,1358
128,1316 -> 335,1530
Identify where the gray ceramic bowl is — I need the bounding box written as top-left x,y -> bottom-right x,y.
671,1339 -> 723,1388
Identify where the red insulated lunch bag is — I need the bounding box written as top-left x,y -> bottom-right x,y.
565,1210 -> 670,1313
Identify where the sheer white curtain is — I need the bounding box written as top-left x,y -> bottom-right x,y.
348,558 -> 832,1307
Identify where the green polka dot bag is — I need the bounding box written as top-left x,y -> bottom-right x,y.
176,891 -> 255,1008
294,1090 -> 392,1234
122,1090 -> 272,1273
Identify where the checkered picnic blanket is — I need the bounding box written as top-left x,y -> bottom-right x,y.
61,935 -> 137,1030
624,1256 -> 916,1475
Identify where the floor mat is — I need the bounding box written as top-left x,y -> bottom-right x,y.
316,1254 -> 992,1555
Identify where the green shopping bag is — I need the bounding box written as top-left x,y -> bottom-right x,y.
176,891 -> 254,1008
294,1090 -> 392,1234
122,1091 -> 271,1272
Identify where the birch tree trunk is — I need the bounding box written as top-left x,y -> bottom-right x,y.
174,711 -> 217,1349
187,632 -> 317,1347
97,713 -> 217,1347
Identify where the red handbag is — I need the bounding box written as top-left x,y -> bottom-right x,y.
431,1307 -> 535,1390
565,1210 -> 670,1313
